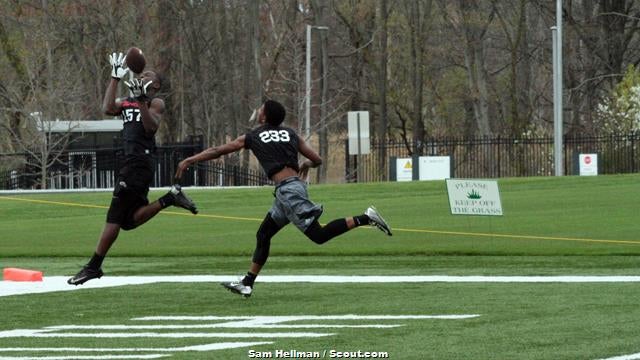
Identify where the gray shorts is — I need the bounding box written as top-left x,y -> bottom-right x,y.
269,177 -> 323,232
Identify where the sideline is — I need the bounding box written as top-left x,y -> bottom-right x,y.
4,275 -> 640,297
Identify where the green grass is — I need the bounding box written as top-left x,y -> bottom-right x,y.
2,174 -> 640,359
2,281 -> 640,359
2,174 -> 640,257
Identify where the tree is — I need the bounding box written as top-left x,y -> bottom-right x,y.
333,0 -> 376,113
494,0 -> 529,135
376,0 -> 389,177
407,0 -> 432,154
2,114 -> 79,189
440,0 -> 494,137
0,0 -> 88,188
559,0 -> 640,135
0,10 -> 29,153
596,65 -> 640,134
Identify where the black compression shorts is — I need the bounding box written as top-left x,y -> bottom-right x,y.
106,157 -> 153,230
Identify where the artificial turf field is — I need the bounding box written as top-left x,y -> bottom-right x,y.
2,174 -> 640,359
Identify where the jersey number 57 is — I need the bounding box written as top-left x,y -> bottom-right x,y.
122,108 -> 141,123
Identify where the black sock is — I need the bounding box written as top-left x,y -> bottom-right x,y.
87,252 -> 105,270
158,192 -> 175,208
353,214 -> 370,227
243,272 -> 257,287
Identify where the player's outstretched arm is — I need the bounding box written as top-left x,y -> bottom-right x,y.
103,52 -> 128,115
175,135 -> 246,180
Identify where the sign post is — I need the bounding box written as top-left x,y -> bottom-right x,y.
348,111 -> 370,182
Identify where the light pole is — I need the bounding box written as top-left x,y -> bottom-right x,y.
305,24 -> 329,140
552,0 -> 563,176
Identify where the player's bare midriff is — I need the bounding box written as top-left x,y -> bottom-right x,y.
271,166 -> 298,184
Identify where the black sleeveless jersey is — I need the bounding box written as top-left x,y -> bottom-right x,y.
244,124 -> 300,178
120,97 -> 156,156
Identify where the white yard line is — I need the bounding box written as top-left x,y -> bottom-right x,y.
46,324 -> 400,329
0,343 -> 271,352
0,314 -> 473,358
3,275 -> 640,297
0,356 -> 168,360
0,331 -> 332,339
131,314 -> 480,322
598,353 -> 640,360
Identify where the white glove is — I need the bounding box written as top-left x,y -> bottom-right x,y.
124,78 -> 152,100
109,52 -> 129,80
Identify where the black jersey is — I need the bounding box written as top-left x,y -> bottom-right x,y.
244,124 -> 300,178
120,97 -> 156,156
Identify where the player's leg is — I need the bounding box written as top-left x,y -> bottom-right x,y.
157,184 -> 198,214
221,213 -> 284,298
131,201 -> 163,227
67,193 -> 128,286
67,222 -> 120,284
276,180 -> 391,243
68,178 -> 148,286
303,206 -> 392,244
123,184 -> 198,228
126,158 -> 197,218
66,222 -> 121,285
304,218 -> 353,244
96,222 -> 121,255
246,214 -> 283,283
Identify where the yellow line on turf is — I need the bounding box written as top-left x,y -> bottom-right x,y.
162,210 -> 261,221
392,227 -> 640,246
0,196 -> 108,210
0,196 -> 261,222
2,195 -> 639,246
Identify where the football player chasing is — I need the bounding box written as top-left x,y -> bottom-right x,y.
175,99 -> 391,298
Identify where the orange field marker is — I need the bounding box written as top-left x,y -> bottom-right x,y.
3,268 -> 43,282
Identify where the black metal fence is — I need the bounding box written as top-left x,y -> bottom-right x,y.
3,134 -> 639,189
186,163 -> 271,187
0,137 -> 270,190
346,133 -> 640,182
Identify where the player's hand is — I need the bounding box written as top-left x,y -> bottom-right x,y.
249,108 -> 257,122
298,161 -> 311,182
109,52 -> 129,80
175,159 -> 191,180
124,78 -> 152,101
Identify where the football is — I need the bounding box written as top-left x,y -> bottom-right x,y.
125,47 -> 146,74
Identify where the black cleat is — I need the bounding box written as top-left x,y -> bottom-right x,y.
221,281 -> 253,298
170,184 -> 198,214
67,266 -> 103,286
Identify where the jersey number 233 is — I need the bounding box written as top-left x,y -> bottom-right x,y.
259,130 -> 290,143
